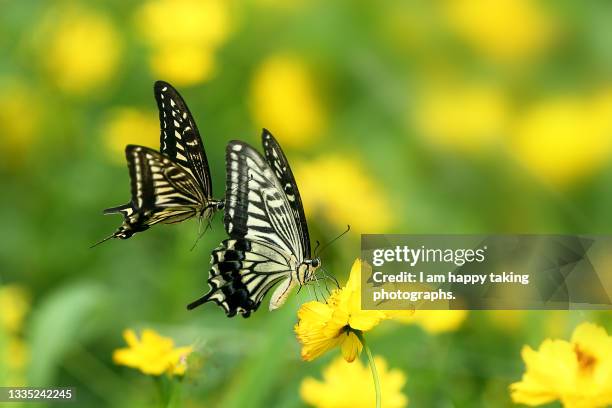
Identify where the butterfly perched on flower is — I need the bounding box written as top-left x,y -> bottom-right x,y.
95,81 -> 223,245
187,130 -> 321,317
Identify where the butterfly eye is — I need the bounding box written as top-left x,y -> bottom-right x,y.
311,258 -> 320,268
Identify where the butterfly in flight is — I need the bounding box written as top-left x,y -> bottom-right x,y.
95,81 -> 223,245
187,130 -> 321,317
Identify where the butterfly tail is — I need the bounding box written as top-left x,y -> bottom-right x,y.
103,203 -> 134,218
186,293 -> 212,310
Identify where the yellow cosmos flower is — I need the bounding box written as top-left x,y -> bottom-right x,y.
413,82 -> 509,153
250,55 -> 326,148
295,259 -> 388,362
113,329 -> 193,376
396,310 -> 468,334
103,108 -> 160,163
136,0 -> 231,86
0,285 -> 30,334
511,322 -> 612,407
301,356 -> 408,408
443,0 -> 558,63
41,7 -> 121,94
294,155 -> 392,233
512,92 -> 612,187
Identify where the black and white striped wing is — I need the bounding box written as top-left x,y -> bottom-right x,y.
188,238 -> 298,317
187,141 -> 304,316
103,145 -> 205,240
154,81 -> 213,198
261,129 -> 311,258
224,141 -> 306,259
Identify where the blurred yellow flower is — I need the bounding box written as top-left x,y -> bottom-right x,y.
136,0 -> 231,86
0,80 -> 40,167
254,0 -> 307,10
4,338 -> 29,371
113,329 -> 193,376
396,310 -> 468,334
544,311 -> 570,339
510,322 -> 612,407
512,93 -> 612,187
413,82 -> 509,153
381,3 -> 434,54
0,285 -> 30,334
443,0 -> 559,63
103,108 -> 160,163
488,310 -> 526,333
150,46 -> 216,85
300,356 -> 408,408
294,155 -> 392,233
295,259 -> 388,362
42,8 -> 121,94
250,55 -> 326,148
137,0 -> 230,48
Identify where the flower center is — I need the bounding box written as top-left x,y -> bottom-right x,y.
574,344 -> 597,374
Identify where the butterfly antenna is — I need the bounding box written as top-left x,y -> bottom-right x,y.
90,233 -> 115,248
315,225 -> 351,257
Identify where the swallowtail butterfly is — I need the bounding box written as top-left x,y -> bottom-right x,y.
187,130 -> 320,317
98,81 -> 223,243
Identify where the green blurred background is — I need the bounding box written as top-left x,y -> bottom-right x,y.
1,0 -> 611,406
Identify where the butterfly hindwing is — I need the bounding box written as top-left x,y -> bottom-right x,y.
188,238 -> 295,317
103,145 -> 205,239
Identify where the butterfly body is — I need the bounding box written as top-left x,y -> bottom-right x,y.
188,130 -> 320,317
98,81 -> 222,244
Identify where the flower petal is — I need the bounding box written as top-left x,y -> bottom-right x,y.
340,331 -> 362,362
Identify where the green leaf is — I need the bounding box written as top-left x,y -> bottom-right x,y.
26,281 -> 105,385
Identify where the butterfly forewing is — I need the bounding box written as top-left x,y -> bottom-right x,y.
261,129 -> 311,258
154,81 -> 213,198
225,141 -> 305,258
102,145 -> 205,240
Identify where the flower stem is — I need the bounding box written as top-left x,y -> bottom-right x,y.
356,331 -> 381,408
153,376 -> 172,408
